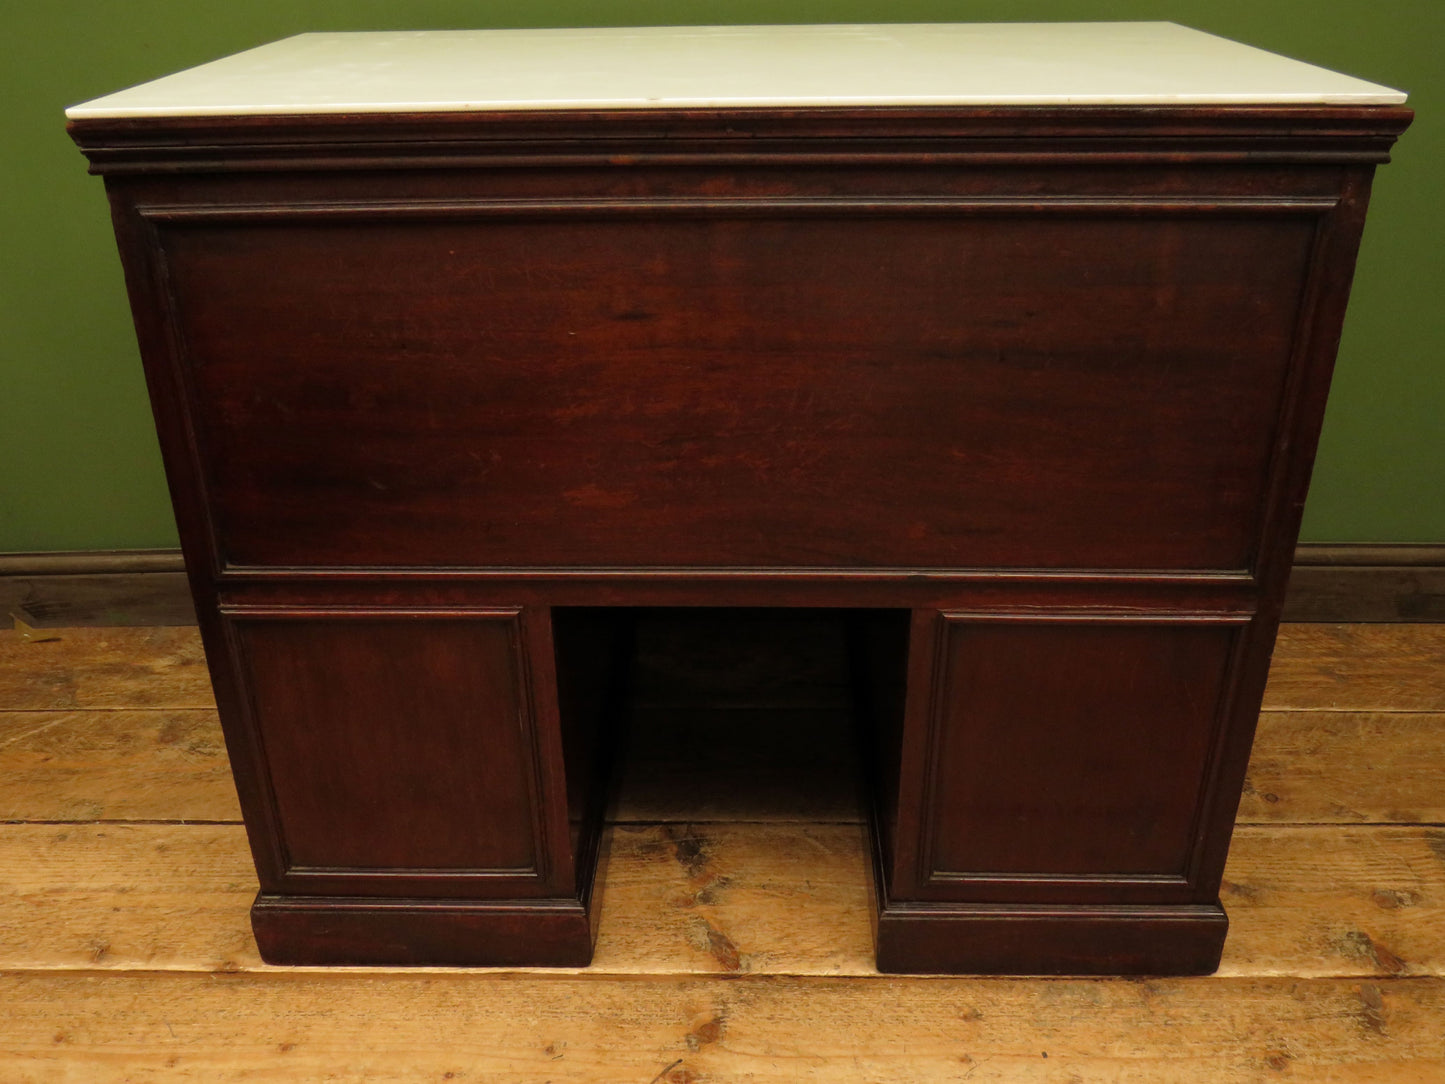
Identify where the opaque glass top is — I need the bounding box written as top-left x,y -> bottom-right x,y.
66,23 -> 1406,119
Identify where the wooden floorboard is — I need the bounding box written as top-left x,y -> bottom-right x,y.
0,708 -> 239,822
4,702 -> 1439,827
4,822 -> 1443,981
5,620 -> 1444,713
1218,826 -> 1445,978
1262,624 -> 1445,712
0,823 -> 874,976
1241,710 -> 1445,825
8,705 -> 1433,832
1,620 -> 1442,1079
0,625 -> 214,711
6,620 -> 1442,714
3,972 -> 1442,1083
0,823 -> 259,973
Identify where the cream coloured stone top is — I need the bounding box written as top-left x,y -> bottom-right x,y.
65,23 -> 1406,119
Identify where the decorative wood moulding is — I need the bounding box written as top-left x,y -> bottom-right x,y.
68,106 -> 1412,174
5,545 -> 1443,626
135,195 -> 1346,221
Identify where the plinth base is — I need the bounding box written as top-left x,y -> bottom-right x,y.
873,894 -> 1228,976
251,893 -> 598,967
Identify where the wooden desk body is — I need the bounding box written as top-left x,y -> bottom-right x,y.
68,27 -> 1410,974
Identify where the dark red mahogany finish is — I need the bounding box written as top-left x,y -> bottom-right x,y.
70,104 -> 1410,973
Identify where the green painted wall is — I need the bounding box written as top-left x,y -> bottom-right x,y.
3,2 -> 1439,551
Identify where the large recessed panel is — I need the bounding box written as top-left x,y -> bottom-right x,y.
164,212 -> 1314,569
234,614 -> 538,876
925,616 -> 1239,882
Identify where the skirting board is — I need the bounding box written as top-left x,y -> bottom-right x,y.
2,545 -> 1443,627
0,550 -> 195,627
1284,545 -> 1445,622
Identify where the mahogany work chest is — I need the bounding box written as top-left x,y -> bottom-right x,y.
68,23 -> 1411,973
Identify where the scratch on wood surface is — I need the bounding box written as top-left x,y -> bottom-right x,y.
0,714 -> 73,750
961,1054 -> 992,1078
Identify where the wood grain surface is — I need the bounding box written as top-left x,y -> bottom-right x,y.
10,622 -> 1440,717
2,621 -> 1442,1078
1262,625 -> 1445,711
0,625 -> 214,711
3,822 -> 1441,981
159,212 -> 1312,572
1241,711 -> 1445,824
6,972 -> 1442,1083
7,702 -> 1441,828
4,626 -> 1444,827
0,709 -> 238,822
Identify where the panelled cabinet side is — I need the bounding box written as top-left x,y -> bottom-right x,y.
97,180 -> 292,905
71,103 -> 1410,972
95,172 -> 604,965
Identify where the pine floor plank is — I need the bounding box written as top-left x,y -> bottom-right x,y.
1218,827 -> 1445,978
2,620 -> 1443,1078
6,622 -> 1443,718
0,823 -> 873,976
0,626 -> 214,711
6,822 -> 1443,980
3,621 -> 1442,717
2,624 -> 1442,829
1264,625 -> 1445,712
3,971 -> 1442,1083
2,704 -> 1439,828
1241,711 -> 1445,824
0,824 -> 260,972
0,709 -> 238,822
594,823 -> 873,976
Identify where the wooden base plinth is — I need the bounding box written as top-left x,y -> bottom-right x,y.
873,898 -> 1228,976
250,894 -> 598,967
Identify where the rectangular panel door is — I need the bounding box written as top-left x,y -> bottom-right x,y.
901,611 -> 1249,905
223,608 -> 563,898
